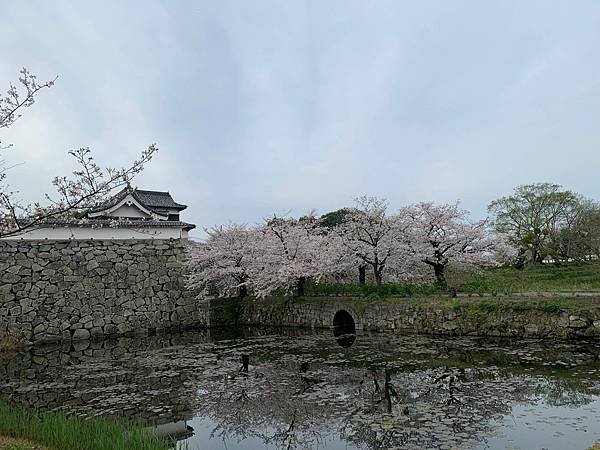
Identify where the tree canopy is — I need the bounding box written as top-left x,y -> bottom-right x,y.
488,183 -> 597,264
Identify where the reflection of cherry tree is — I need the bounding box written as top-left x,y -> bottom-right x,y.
534,377 -> 598,408
184,331 -> 600,450
190,356 -> 371,449
185,355 -> 576,450
342,366 -> 536,449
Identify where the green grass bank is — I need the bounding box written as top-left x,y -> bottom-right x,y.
0,401 -> 170,450
303,261 -> 600,298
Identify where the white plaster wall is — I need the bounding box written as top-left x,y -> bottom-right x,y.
109,204 -> 152,219
2,226 -> 185,240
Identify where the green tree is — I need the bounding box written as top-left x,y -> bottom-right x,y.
488,183 -> 581,264
318,208 -> 353,229
554,200 -> 600,261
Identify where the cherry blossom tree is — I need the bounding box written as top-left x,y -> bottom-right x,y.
0,68 -> 56,140
185,199 -> 515,298
248,215 -> 327,297
318,208 -> 369,283
187,223 -> 256,298
335,196 -> 411,285
0,68 -> 157,238
403,202 -> 512,287
1,69 -> 55,198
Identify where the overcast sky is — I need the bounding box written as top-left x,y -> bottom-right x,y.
2,1 -> 600,236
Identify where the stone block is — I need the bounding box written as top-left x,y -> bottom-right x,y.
72,329 -> 90,340
90,327 -> 104,340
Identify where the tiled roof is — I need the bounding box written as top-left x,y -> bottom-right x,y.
89,187 -> 187,213
17,218 -> 196,231
133,190 -> 187,210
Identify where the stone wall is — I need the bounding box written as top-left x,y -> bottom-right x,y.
4,238 -> 600,346
0,240 -> 205,344
232,296 -> 600,340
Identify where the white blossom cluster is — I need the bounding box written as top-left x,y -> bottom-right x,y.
187,197 -> 515,298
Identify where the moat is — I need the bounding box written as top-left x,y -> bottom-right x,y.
1,329 -> 599,450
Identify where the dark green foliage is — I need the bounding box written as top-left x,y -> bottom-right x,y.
318,208 -> 354,228
540,299 -> 576,315
210,297 -> 245,325
488,182 -> 600,264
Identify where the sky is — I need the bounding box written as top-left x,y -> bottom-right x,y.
2,1 -> 600,237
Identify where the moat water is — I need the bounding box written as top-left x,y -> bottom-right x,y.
1,328 -> 599,450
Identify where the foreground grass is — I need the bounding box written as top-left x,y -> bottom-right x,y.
0,401 -> 170,450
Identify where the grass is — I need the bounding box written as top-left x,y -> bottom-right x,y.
302,261 -> 600,299
460,262 -> 600,295
443,297 -> 579,317
303,281 -> 442,298
0,401 -> 170,450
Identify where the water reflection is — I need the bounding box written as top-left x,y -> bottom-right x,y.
152,420 -> 194,441
0,328 -> 599,450
333,310 -> 356,348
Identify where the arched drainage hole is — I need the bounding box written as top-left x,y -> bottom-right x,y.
333,310 -> 356,348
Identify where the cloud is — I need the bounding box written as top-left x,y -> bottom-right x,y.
2,0 -> 600,236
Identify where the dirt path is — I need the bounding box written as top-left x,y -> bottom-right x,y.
0,436 -> 51,450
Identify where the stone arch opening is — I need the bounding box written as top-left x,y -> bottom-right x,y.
333,310 -> 356,348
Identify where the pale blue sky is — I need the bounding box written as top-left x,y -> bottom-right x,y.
2,1 -> 600,235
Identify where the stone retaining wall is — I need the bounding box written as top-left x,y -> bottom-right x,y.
233,297 -> 600,340
0,240 -> 205,344
4,238 -> 599,346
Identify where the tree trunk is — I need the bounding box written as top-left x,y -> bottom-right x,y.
297,276 -> 306,296
433,264 -> 446,288
374,267 -> 383,285
239,284 -> 248,298
373,256 -> 383,285
358,265 -> 366,285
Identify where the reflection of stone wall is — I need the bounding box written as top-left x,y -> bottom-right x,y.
0,334 -> 203,425
0,240 -> 206,344
236,297 -> 600,340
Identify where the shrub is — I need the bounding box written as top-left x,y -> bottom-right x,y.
0,333 -> 26,353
